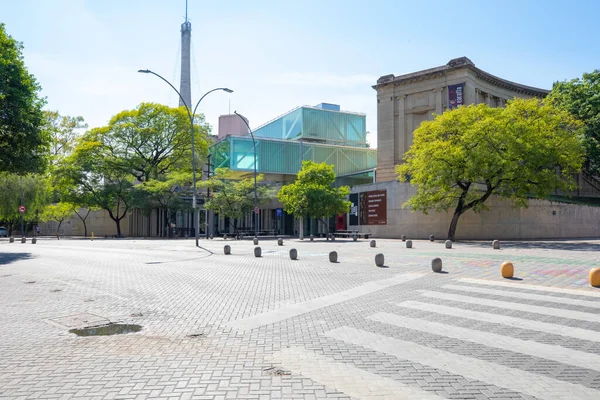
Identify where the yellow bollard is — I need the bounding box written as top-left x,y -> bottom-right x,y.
589,268 -> 600,288
91,232 -> 94,241
501,261 -> 514,279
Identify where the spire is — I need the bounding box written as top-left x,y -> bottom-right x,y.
179,0 -> 192,108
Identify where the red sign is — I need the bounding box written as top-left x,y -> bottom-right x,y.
254,207 -> 259,214
359,190 -> 387,225
18,205 -> 26,213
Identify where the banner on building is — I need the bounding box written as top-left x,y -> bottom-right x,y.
365,190 -> 387,225
351,190 -> 387,225
448,83 -> 465,109
349,193 -> 358,225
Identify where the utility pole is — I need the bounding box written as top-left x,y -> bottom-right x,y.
20,176 -> 24,237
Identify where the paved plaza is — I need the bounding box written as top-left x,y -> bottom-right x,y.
1,236 -> 600,399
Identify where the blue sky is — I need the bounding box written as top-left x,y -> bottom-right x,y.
2,0 -> 599,146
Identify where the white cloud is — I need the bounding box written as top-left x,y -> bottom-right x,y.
267,72 -> 377,88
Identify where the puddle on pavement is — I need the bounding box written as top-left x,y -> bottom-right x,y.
69,323 -> 142,337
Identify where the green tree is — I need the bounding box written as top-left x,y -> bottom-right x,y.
42,110 -> 87,166
0,23 -> 49,173
200,168 -> 270,233
548,70 -> 600,174
139,171 -> 193,234
58,128 -> 140,237
100,102 -> 209,182
278,161 -> 351,238
397,99 -> 585,242
40,202 -> 75,236
0,173 -> 50,235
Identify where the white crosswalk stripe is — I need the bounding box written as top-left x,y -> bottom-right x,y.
324,326 -> 600,400
397,300 -> 600,343
420,290 -> 600,323
459,278 -> 600,298
368,311 -> 600,372
443,283 -> 600,308
270,347 -> 445,400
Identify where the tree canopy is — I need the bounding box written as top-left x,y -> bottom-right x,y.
99,102 -> 209,182
548,70 -> 600,175
278,161 -> 351,234
397,98 -> 585,241
0,23 -> 49,174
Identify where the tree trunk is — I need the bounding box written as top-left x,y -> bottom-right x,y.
299,217 -> 304,240
115,218 -> 122,237
447,207 -> 463,242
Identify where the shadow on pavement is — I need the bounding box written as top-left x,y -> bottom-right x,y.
460,241 -> 600,252
0,252 -> 33,265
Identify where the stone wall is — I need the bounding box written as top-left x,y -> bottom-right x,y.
349,181 -> 600,240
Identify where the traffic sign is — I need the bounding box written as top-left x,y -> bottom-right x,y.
254,207 -> 259,214
18,205 -> 26,213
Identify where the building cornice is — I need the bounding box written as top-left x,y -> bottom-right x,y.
373,57 -> 549,97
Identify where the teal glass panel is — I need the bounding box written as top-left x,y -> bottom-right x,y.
211,136 -> 376,176
253,108 -> 303,140
301,107 -> 367,147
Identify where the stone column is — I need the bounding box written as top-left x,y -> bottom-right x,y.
435,88 -> 443,114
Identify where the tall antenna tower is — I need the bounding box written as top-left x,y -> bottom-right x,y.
179,0 -> 192,108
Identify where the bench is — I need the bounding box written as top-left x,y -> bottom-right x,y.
333,230 -> 370,239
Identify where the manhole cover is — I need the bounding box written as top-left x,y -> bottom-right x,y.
69,323 -> 142,337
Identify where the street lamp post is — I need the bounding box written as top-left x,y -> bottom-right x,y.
138,69 -> 232,246
233,111 -> 258,238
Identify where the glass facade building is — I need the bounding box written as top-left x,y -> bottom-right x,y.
210,104 -> 376,179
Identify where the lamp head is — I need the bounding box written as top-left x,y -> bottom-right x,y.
223,88 -> 234,93
138,69 -> 151,73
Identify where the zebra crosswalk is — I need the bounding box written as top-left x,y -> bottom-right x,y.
272,277 -> 600,400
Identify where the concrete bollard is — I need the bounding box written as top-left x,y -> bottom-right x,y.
431,257 -> 442,273
289,248 -> 298,260
310,235 -> 314,241
210,235 -> 214,240
31,237 -> 37,244
401,235 -> 406,242
254,246 -> 262,257
492,240 -> 500,250
429,235 -> 434,242
253,237 -> 259,245
21,237 -> 26,243
224,234 -> 227,240
501,261 -> 514,279
330,234 -> 335,241
329,251 -> 338,263
352,234 -> 358,242
277,238 -> 283,246
9,237 -> 14,243
589,268 -> 600,288
370,240 -> 376,248
445,240 -> 452,249
224,245 -> 231,255
375,253 -> 385,267
406,240 -> 412,248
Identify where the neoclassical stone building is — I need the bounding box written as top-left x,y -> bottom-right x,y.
373,57 -> 549,182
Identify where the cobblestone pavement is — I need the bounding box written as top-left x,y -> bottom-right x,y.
1,236 -> 600,399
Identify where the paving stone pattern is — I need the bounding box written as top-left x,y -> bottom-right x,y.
1,237 -> 600,399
